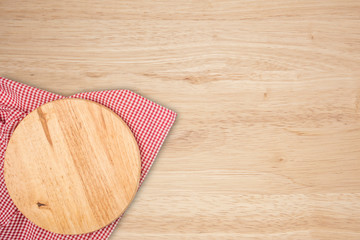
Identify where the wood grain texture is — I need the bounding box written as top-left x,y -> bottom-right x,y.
4,99 -> 141,235
1,0 -> 360,239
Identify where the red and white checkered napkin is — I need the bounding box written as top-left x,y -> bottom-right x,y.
0,77 -> 176,239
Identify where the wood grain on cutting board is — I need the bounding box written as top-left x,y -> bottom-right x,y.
4,99 -> 141,235
1,0 -> 360,239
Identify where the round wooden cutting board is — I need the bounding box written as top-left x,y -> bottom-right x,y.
4,98 -> 141,235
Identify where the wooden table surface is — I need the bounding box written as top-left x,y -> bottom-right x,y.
1,1 -> 360,239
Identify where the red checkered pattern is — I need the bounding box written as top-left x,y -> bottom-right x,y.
0,77 -> 176,240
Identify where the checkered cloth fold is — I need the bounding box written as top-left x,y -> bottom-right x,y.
0,77 -> 176,239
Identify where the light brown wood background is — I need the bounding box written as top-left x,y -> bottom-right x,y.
1,1 -> 360,239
